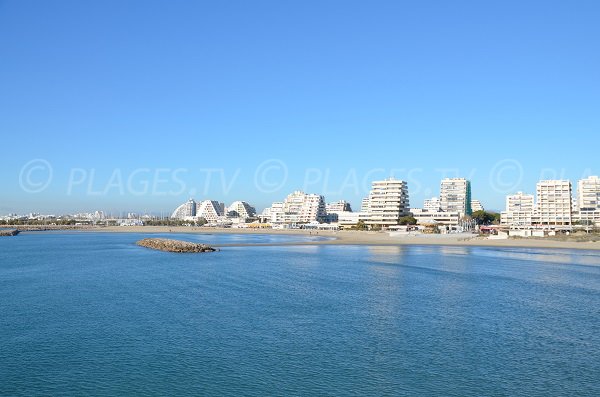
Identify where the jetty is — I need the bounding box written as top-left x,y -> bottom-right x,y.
136,238 -> 217,253
0,229 -> 19,236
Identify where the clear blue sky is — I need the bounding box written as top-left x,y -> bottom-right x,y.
1,0 -> 599,215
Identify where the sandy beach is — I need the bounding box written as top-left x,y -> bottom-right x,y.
54,225 -> 600,251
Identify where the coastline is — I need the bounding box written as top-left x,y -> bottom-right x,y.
15,225 -> 600,251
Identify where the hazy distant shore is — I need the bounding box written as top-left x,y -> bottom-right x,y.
9,225 -> 599,251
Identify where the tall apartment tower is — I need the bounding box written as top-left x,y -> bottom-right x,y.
535,180 -> 572,229
440,178 -> 472,217
577,176 -> 600,227
365,178 -> 410,228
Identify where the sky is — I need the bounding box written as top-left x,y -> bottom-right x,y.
1,0 -> 599,215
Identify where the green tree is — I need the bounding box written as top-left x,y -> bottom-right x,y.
352,220 -> 368,231
398,216 -> 417,225
471,210 -> 499,225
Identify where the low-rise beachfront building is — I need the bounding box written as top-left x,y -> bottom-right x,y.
411,208 -> 460,230
335,211 -> 370,230
501,192 -> 535,229
364,178 -> 410,229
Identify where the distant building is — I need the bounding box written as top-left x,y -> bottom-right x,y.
197,200 -> 225,223
423,197 -> 441,212
501,192 -> 534,229
471,200 -> 484,212
326,200 -> 352,213
440,178 -> 472,217
171,198 -> 224,223
364,178 -> 410,228
227,201 -> 257,220
534,180 -> 572,230
262,191 -> 327,225
360,197 -> 370,213
171,198 -> 197,219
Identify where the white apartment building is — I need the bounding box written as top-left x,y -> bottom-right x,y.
576,176 -> 600,227
227,201 -> 257,220
423,197 -> 441,212
326,200 -> 352,213
365,178 -> 410,228
171,198 -> 197,219
360,197 -> 370,213
534,180 -> 572,230
501,192 -> 535,229
196,200 -> 225,223
260,202 -> 284,224
171,198 -> 225,222
262,191 -> 327,225
471,200 -> 484,212
440,178 -> 472,217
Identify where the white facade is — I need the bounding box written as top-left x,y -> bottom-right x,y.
227,201 -> 257,220
171,198 -> 197,220
411,208 -> 460,227
360,197 -> 370,213
501,192 -> 534,229
576,176 -> 600,227
365,178 -> 410,228
423,197 -> 441,212
440,178 -> 472,217
335,211 -> 370,229
196,200 -> 225,223
262,191 -> 327,225
534,180 -> 572,230
171,198 -> 225,223
471,200 -> 484,212
326,200 -> 352,213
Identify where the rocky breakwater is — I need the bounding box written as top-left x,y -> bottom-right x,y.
0,229 -> 19,236
136,238 -> 217,253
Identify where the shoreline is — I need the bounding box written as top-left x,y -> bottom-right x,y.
12,225 -> 600,251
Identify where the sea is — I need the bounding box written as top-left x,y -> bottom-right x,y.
1,232 -> 600,396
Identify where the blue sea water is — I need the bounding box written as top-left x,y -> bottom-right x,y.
1,232 -> 600,396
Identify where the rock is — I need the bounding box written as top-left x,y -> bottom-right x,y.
136,238 -> 217,253
0,229 -> 19,236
